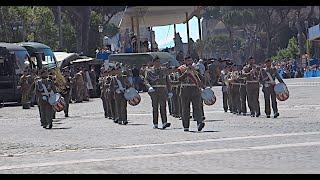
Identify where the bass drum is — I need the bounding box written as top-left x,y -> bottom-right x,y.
48,93 -> 66,112
201,87 -> 216,106
274,83 -> 289,101
124,87 -> 141,106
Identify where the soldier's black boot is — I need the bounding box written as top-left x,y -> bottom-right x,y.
198,122 -> 205,131
274,112 -> 279,118
113,118 -> 119,123
256,112 -> 261,117
162,122 -> 171,129
266,115 -> 271,118
250,112 -> 255,117
48,123 -> 53,129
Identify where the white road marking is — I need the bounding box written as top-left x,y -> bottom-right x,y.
0,141 -> 320,171
114,131 -> 320,149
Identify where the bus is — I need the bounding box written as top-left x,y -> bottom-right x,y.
0,43 -> 31,103
17,42 -> 67,96
17,42 -> 58,70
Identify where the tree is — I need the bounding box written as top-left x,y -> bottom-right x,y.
271,37 -> 299,61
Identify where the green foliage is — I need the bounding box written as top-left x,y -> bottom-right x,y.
271,37 -> 299,61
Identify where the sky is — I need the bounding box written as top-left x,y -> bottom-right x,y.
153,16 -> 201,50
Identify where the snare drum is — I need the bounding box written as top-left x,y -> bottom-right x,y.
201,87 -> 216,106
124,87 -> 141,106
48,93 -> 66,112
274,83 -> 289,101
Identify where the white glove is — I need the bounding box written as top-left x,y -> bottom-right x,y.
168,92 -> 173,99
148,87 -> 155,93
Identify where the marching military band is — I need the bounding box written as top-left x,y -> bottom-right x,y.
21,55 -> 288,131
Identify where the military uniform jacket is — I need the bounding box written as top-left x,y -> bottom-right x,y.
144,67 -> 171,89
34,78 -> 56,103
110,75 -> 131,94
260,67 -> 284,88
62,74 -> 73,94
20,74 -> 33,92
242,64 -> 260,82
178,66 -> 204,87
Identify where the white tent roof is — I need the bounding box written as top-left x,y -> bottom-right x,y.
116,6 -> 204,30
54,52 -> 78,63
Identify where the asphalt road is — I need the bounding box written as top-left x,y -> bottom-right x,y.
0,77 -> 320,174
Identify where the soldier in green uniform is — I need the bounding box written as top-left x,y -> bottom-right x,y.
144,56 -> 172,129
99,68 -> 109,118
82,68 -> 90,101
230,65 -> 241,115
242,57 -> 261,117
34,68 -> 57,129
20,68 -> 32,109
75,69 -> 84,103
61,67 -> 72,117
170,70 -> 181,118
110,67 -> 132,125
220,61 -> 232,112
178,56 -> 205,132
238,66 -> 248,116
30,69 -> 38,107
260,59 -> 284,118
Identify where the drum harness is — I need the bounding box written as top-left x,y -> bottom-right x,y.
264,70 -> 276,88
39,81 -> 54,102
115,76 -> 126,94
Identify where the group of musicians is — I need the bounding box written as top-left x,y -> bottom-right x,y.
220,57 -> 285,119
99,55 -> 286,132
99,56 -> 208,132
21,54 -> 285,130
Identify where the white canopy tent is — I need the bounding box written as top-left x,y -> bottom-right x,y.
117,6 -> 204,29
113,6 -> 205,54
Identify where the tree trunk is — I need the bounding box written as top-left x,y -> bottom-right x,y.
81,6 -> 91,55
76,21 -> 83,53
226,26 -> 233,59
57,6 -> 63,50
295,20 -> 305,61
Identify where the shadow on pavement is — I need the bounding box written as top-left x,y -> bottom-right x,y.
127,123 -> 148,126
189,130 -> 219,133
50,127 -> 72,130
205,119 -> 224,122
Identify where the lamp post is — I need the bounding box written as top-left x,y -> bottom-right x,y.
98,24 -> 103,48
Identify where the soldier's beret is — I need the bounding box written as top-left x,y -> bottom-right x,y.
248,56 -> 254,60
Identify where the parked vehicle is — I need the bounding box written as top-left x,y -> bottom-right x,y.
0,43 -> 31,103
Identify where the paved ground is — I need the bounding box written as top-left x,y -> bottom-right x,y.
0,77 -> 320,174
